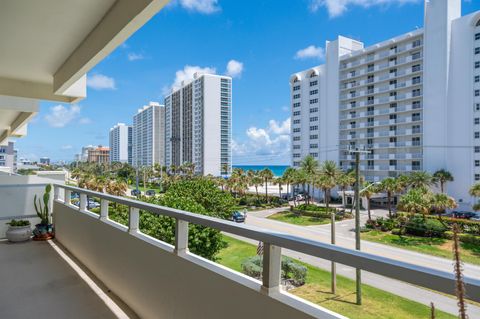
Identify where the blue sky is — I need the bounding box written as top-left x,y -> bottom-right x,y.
16,0 -> 480,164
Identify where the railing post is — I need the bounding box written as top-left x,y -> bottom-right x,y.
54,186 -> 60,201
174,219 -> 189,255
79,193 -> 87,212
129,207 -> 139,234
100,199 -> 109,220
261,243 -> 282,295
64,189 -> 71,205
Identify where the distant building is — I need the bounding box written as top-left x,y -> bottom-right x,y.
164,73 -> 232,176
132,102 -> 165,167
87,146 -> 110,164
0,142 -> 16,174
109,123 -> 132,164
39,157 -> 50,165
81,145 -> 95,162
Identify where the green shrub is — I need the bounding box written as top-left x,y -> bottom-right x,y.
444,230 -> 454,239
458,233 -> 480,245
375,217 -> 397,231
405,216 -> 447,237
391,228 -> 405,236
7,219 -> 30,227
241,255 -> 307,286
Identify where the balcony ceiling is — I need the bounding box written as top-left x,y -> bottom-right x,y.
0,0 -> 169,144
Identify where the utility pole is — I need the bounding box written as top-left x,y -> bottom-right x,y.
349,146 -> 370,305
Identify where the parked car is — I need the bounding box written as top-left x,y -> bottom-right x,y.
87,200 -> 100,209
295,194 -> 304,201
145,190 -> 156,196
444,211 -> 477,219
231,211 -> 245,223
131,189 -> 141,196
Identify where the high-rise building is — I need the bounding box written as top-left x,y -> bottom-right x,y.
290,0 -> 480,207
80,145 -> 95,162
109,123 -> 132,164
39,157 -> 50,166
87,145 -> 110,164
0,142 -> 16,174
132,102 -> 165,167
164,73 -> 232,176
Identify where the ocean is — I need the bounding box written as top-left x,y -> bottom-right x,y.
232,165 -> 290,177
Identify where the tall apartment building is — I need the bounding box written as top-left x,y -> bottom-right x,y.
87,146 -> 110,164
290,0 -> 480,207
132,102 -> 165,167
80,145 -> 95,162
164,73 -> 232,176
109,123 -> 132,164
0,142 -> 16,174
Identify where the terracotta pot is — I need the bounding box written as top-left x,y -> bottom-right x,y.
6,225 -> 31,242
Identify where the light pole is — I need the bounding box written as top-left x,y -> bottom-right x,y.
349,147 -> 370,305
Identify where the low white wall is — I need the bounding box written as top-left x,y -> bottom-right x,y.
53,202 -> 340,319
0,175 -> 63,237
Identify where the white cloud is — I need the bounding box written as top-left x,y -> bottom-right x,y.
127,53 -> 144,61
178,0 -> 220,14
310,0 -> 419,18
163,65 -> 216,95
233,117 -> 291,160
295,45 -> 325,60
79,118 -> 92,125
225,60 -> 244,78
44,104 -> 81,128
87,74 -> 116,90
61,145 -> 73,150
281,106 -> 289,112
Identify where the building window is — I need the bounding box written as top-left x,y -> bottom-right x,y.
476,76 -> 480,83
412,51 -> 421,60
293,94 -> 301,99
310,126 -> 318,131
476,146 -> 480,153
475,118 -> 480,125
310,153 -> 318,158
310,80 -> 318,86
310,117 -> 318,122
293,111 -> 300,116
412,89 -> 421,97
293,136 -> 300,141
475,132 -> 480,139
293,153 -> 301,158
476,61 -> 480,69
293,145 -> 300,150
293,119 -> 300,124
310,89 -> 318,95
293,85 -> 300,91
310,134 -> 318,139
412,64 -> 421,72
476,90 -> 480,97
293,128 -> 300,133
293,102 -> 301,108
310,98 -> 318,104
310,144 -> 318,149
476,47 -> 480,55
412,101 -> 421,109
412,76 -> 421,85
310,107 -> 318,113
476,160 -> 480,167
412,39 -> 421,47
476,174 -> 480,181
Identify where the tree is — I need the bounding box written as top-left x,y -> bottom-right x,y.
433,169 -> 454,193
337,171 -> 355,210
397,188 -> 431,218
228,168 -> 248,198
248,170 -> 262,200
274,177 -> 284,198
300,155 -> 319,204
408,171 -> 434,190
318,161 -> 341,205
430,193 -> 457,218
292,169 -> 308,207
282,167 -> 297,198
259,168 -> 274,203
360,182 -> 377,221
379,177 -> 403,218
469,183 -> 480,211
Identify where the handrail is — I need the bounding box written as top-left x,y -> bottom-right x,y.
54,184 -> 480,302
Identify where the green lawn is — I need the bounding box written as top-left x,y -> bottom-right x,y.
267,211 -> 331,226
217,236 -> 455,319
362,230 -> 480,266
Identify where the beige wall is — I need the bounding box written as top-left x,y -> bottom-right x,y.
53,202 -> 342,319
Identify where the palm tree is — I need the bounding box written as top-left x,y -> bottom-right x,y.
259,168 -> 274,203
469,183 -> 480,211
398,188 -> 432,218
300,155 -> 319,204
274,177 -> 284,198
248,170 -> 263,200
360,182 -> 377,221
379,177 -> 403,218
318,161 -> 341,206
337,171 -> 355,210
282,167 -> 296,199
430,193 -> 457,218
408,171 -> 434,190
433,169 -> 454,193
292,169 -> 307,207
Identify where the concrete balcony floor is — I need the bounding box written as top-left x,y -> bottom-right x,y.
0,239 -> 135,319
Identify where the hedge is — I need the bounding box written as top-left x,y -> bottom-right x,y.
444,231 -> 480,245
241,255 -> 307,286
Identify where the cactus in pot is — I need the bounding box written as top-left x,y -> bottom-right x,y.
33,184 -> 54,239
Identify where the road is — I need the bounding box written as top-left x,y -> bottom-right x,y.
232,206 -> 480,317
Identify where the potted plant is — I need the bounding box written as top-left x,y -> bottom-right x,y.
33,184 -> 54,240
6,219 -> 31,242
